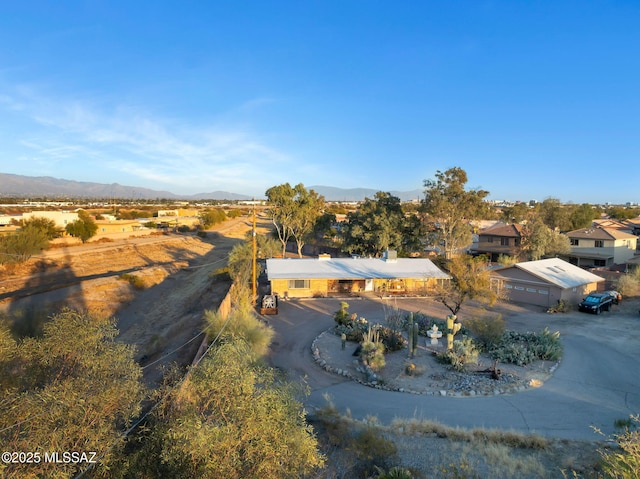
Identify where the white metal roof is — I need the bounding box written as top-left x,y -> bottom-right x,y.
266,257 -> 449,280
507,258 -> 604,289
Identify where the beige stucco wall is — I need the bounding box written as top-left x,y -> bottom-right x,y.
270,276 -> 441,298
270,278 -> 328,298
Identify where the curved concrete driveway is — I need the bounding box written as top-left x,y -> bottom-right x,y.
266,297 -> 640,441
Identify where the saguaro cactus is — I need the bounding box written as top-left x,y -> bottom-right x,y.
412,322 -> 419,356
407,313 -> 414,358
446,314 -> 461,350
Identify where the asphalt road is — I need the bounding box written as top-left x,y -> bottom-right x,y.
266,297 -> 640,441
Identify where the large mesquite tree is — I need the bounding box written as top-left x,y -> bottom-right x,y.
422,167 -> 489,259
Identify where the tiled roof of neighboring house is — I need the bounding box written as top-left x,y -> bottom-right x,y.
593,219 -> 635,235
566,226 -> 637,240
266,257 -> 450,280
479,223 -> 523,237
496,258 -> 604,289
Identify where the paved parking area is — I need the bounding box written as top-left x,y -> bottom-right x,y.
266,296 -> 640,441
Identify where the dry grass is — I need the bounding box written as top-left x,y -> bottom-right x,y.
311,401 -> 602,479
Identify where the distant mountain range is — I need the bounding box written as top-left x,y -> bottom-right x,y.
309,185 -> 423,202
0,173 -> 423,202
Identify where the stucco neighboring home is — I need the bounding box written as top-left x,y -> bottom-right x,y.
22,211 -> 79,228
622,217 -> 640,237
266,253 -> 449,299
470,222 -> 523,262
562,226 -> 637,267
490,258 -> 605,307
95,219 -> 144,235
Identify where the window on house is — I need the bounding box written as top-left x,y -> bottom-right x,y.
514,238 -> 521,246
594,259 -> 606,267
487,237 -> 493,243
501,238 -> 509,246
570,239 -> 579,246
288,279 -> 310,289
595,240 -> 604,248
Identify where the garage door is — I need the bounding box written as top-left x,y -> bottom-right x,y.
504,283 -> 551,307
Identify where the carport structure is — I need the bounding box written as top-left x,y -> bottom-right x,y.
490,257 -> 605,307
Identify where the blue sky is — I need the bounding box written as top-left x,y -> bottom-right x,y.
0,1 -> 638,203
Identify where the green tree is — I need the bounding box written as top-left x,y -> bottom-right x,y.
422,167 -> 490,259
0,309 -> 145,479
434,254 -> 498,316
569,203 -> 597,230
65,210 -> 98,243
312,211 -> 338,243
0,224 -> 49,264
22,216 -> 63,240
266,183 -> 297,257
199,208 -> 227,229
500,202 -> 531,224
265,183 -> 324,257
227,233 -> 280,286
290,185 -> 325,257
520,220 -> 571,260
537,198 -> 572,231
606,206 -> 640,220
340,192 -> 405,257
401,212 -> 425,255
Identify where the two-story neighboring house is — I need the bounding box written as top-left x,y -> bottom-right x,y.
470,223 -> 523,262
562,226 -> 637,267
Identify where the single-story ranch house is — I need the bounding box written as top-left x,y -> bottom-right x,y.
490,257 -> 605,307
266,254 -> 449,298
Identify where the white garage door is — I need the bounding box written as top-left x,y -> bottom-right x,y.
504,283 -> 551,307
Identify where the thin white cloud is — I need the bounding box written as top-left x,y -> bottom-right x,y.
1,88 -> 293,193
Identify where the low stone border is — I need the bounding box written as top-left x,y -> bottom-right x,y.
311,329 -> 560,397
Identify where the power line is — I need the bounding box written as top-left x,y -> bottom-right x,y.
73,310 -> 234,479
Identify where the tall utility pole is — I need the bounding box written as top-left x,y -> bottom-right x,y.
252,202 -> 257,305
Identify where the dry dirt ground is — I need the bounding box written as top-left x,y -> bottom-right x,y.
0,217 -> 271,385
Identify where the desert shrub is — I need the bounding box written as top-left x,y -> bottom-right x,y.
464,314 -> 506,349
361,328 -> 386,372
120,273 -> 145,289
373,466 -> 416,479
376,326 -> 406,352
204,305 -> 273,358
176,225 -> 191,233
351,426 -> 398,477
210,266 -> 231,281
406,312 -> 433,336
489,328 -> 562,366
334,301 -> 352,326
617,273 -> 640,297
383,304 -> 404,331
599,415 -> 640,479
439,337 -> 480,372
226,209 -> 243,219
335,322 -> 367,342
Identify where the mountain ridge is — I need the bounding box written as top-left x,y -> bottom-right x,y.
0,173 -> 423,202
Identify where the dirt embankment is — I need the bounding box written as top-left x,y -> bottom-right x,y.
1,217 -> 271,384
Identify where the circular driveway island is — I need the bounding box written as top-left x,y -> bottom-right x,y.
266,297 -> 640,441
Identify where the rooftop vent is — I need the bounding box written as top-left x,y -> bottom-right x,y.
384,250 -> 398,262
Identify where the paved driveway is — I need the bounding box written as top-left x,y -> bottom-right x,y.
265,297 -> 640,441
